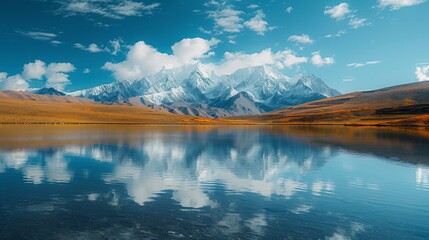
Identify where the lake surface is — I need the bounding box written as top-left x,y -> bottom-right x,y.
0,125 -> 428,240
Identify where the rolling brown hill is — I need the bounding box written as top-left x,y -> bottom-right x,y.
0,91 -> 217,124
231,81 -> 429,127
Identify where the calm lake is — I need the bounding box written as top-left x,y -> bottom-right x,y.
0,125 -> 428,239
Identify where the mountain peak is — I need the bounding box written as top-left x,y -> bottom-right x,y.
290,74 -> 314,84
151,63 -> 215,84
33,87 -> 66,96
231,65 -> 288,80
292,74 -> 340,97
295,74 -> 320,84
191,63 -> 212,79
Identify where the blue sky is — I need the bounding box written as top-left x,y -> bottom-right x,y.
0,0 -> 428,93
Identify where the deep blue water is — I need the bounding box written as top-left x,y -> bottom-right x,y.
0,126 -> 428,239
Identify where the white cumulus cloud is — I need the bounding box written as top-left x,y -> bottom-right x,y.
288,34 -> 314,44
247,4 -> 258,9
349,17 -> 369,29
244,10 -> 271,36
74,43 -> 104,53
22,60 -> 46,80
0,60 -> 75,91
88,43 -> 103,53
104,37 -> 332,79
324,3 -> 351,20
172,38 -> 220,63
378,0 -> 426,10
279,50 -> 309,68
416,65 -> 429,81
45,63 -> 76,91
0,74 -> 29,91
103,37 -> 219,81
208,5 -> 273,36
324,3 -> 370,29
209,49 -> 275,75
110,39 -> 123,55
311,52 -> 334,67
209,8 -> 244,33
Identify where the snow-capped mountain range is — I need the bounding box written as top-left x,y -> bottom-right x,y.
70,64 -> 340,118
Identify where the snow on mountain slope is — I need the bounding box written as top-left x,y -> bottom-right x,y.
141,86 -> 198,105
70,78 -> 152,102
147,63 -> 216,85
212,91 -> 266,116
224,65 -> 288,86
222,65 -> 292,101
70,64 -> 340,117
292,74 -> 340,97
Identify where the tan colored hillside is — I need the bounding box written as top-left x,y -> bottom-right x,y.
230,81 -> 429,127
0,91 -> 217,124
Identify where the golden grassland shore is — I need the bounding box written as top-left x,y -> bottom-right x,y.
0,91 -> 221,125
1,81 -> 429,127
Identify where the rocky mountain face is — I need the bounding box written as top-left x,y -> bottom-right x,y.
70,64 -> 340,118
33,87 -> 66,96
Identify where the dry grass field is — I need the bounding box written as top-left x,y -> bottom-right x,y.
0,91 -> 217,124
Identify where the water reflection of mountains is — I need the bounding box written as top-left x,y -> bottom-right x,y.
0,125 -> 428,168
1,126 -> 428,240
268,126 -> 429,166
1,128 -> 336,207
56,129 -> 333,177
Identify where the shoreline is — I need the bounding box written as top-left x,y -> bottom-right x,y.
0,122 -> 427,129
